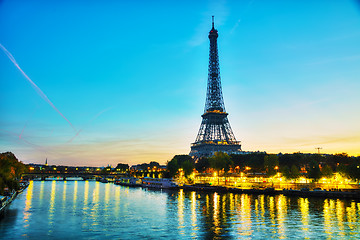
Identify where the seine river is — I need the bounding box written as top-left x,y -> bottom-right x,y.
1,181 -> 360,239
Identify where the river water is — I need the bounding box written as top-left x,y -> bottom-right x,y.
1,181 -> 360,239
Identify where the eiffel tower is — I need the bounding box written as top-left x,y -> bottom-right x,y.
190,16 -> 241,158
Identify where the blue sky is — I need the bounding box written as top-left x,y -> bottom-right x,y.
1,0 -> 360,166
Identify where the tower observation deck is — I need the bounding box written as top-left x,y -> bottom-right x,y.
190,16 -> 242,158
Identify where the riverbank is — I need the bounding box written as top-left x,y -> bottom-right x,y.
0,181 -> 29,216
180,184 -> 360,200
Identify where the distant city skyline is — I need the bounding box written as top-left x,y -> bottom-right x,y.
1,0 -> 360,166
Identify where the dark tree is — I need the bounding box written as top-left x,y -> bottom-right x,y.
0,152 -> 27,194
209,152 -> 233,185
149,161 -> 160,168
290,165 -> 300,179
321,165 -> 333,178
167,155 -> 195,177
195,157 -> 210,172
307,160 -> 322,181
115,163 -> 129,172
264,154 -> 279,176
281,165 -> 291,179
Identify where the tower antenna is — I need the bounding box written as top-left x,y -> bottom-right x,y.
315,147 -> 322,154
212,16 -> 214,28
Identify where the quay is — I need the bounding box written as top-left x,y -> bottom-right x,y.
0,181 -> 29,216
179,184 -> 360,200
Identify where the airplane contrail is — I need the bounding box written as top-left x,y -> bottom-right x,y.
67,107 -> 114,143
0,43 -> 76,131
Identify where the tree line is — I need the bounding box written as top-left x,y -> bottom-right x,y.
166,152 -> 360,181
0,152 -> 27,194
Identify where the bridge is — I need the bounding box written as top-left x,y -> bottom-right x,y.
22,172 -> 128,181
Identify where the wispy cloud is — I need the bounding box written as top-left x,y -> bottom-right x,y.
230,19 -> 242,34
230,0 -> 255,34
67,107 -> 114,143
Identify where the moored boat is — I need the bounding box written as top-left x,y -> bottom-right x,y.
0,189 -> 17,215
141,177 -> 178,189
17,181 -> 30,194
100,178 -> 109,183
115,177 -> 141,187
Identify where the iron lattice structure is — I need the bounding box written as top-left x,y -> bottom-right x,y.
190,17 -> 241,158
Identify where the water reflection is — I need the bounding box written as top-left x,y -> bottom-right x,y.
62,181 -> 67,208
84,180 -> 89,206
190,191 -> 197,228
23,181 -> 33,227
2,182 -> 360,239
239,194 -> 252,236
177,189 -> 184,234
39,181 -> 44,205
299,197 -> 309,234
73,180 -> 78,207
323,199 -> 332,237
104,182 -> 110,205
336,199 -> 345,237
114,183 -> 120,216
277,195 -> 287,239
48,180 -> 56,227
212,192 -> 220,236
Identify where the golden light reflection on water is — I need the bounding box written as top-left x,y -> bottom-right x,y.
238,194 -> 252,236
83,180 -> 89,207
177,189 -> 185,234
39,181 -> 44,205
259,195 -> 265,219
323,199 -> 332,237
336,199 -> 345,237
347,202 -> 357,230
267,196 -> 277,236
48,180 -> 57,227
114,184 -> 121,216
191,191 -> 197,228
89,181 -> 100,229
254,198 -> 259,217
253,195 -> 265,235
81,181 -> 89,229
268,196 -> 276,224
23,181 -> 33,227
94,181 -> 100,202
62,181 -> 67,207
277,195 -> 287,239
347,201 -> 360,237
229,193 -> 234,212
299,198 -> 309,235
221,194 -> 226,223
213,192 -> 220,235
73,181 -> 78,207
90,181 -> 100,224
206,194 -> 210,216
104,182 -> 110,206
